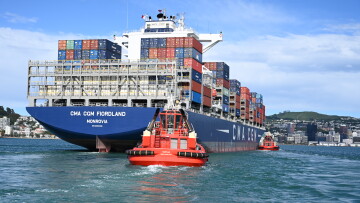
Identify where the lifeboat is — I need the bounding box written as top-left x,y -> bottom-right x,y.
258,132 -> 279,151
126,108 -> 208,167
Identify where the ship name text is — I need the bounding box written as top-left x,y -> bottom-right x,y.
70,111 -> 126,117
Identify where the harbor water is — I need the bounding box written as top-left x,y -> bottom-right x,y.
1,138 -> 360,202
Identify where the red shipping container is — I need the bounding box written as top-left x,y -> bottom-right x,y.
184,37 -> 203,53
216,78 -> 230,89
167,37 -> 176,48
82,40 -> 91,49
204,62 -> 217,71
203,86 -> 211,97
203,96 -> 211,107
240,93 -> 251,100
66,50 -> 74,60
175,37 -> 184,47
236,94 -> 240,102
149,48 -> 158,59
184,58 -> 202,73
58,40 -> 67,50
236,101 -> 240,109
191,80 -> 202,93
166,48 -> 175,58
90,39 -> 99,49
157,48 -> 167,59
241,87 -> 250,95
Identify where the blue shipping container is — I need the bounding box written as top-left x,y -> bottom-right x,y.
216,62 -> 230,72
223,104 -> 229,112
184,48 -> 202,63
176,58 -> 184,67
74,40 -> 82,49
111,44 -> 122,55
74,50 -> 82,60
99,50 -> 121,59
256,98 -> 263,104
82,50 -> 90,59
58,50 -> 66,60
158,38 -> 166,48
140,48 -> 149,58
230,79 -> 240,88
141,38 -> 150,48
230,87 -> 241,95
149,38 -> 159,48
192,69 -> 202,84
90,50 -> 99,59
236,109 -> 240,117
175,48 -> 184,58
191,91 -> 202,104
223,95 -> 229,104
215,70 -> 229,80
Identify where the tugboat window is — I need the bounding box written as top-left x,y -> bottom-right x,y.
167,115 -> 174,129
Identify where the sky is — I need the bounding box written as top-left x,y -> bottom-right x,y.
0,0 -> 360,118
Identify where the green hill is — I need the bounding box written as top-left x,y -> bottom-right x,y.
0,106 -> 20,125
267,111 -> 352,121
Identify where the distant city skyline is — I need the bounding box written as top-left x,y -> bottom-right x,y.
0,0 -> 359,118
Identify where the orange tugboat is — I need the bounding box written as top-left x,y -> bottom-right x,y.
126,108 -> 208,167
258,132 -> 279,151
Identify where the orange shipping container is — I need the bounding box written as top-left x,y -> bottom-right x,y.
203,96 -> 211,107
66,50 -> 74,60
241,87 -> 250,95
166,48 -> 175,58
191,80 -> 202,93
203,86 -> 211,97
175,37 -> 184,47
240,94 -> 251,100
82,40 -> 91,49
149,48 -> 158,59
184,58 -> 202,73
90,39 -> 99,49
58,40 -> 67,50
157,48 -> 167,59
167,37 -> 176,48
204,62 -> 217,71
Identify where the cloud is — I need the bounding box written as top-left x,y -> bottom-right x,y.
3,12 -> 38,23
204,32 -> 360,117
206,33 -> 360,73
0,27 -> 108,115
323,23 -> 360,35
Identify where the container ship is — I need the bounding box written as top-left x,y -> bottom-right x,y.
26,10 -> 266,152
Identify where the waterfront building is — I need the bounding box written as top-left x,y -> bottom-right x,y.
0,116 -> 10,130
287,123 -> 296,134
306,122 -> 317,141
5,126 -> 12,135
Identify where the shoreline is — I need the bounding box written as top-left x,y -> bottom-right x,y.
1,136 -> 59,140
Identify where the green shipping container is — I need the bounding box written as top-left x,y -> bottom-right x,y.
66,40 -> 74,49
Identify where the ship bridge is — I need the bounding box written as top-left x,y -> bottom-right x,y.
114,11 -> 223,59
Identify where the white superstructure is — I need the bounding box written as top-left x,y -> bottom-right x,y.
114,11 -> 223,59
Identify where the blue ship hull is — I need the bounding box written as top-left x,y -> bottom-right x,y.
26,107 -> 264,152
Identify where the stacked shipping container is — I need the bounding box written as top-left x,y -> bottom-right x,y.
240,87 -> 251,120
58,39 -> 121,60
229,79 -> 241,117
250,92 -> 264,125
204,62 -> 230,113
140,37 -> 207,106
